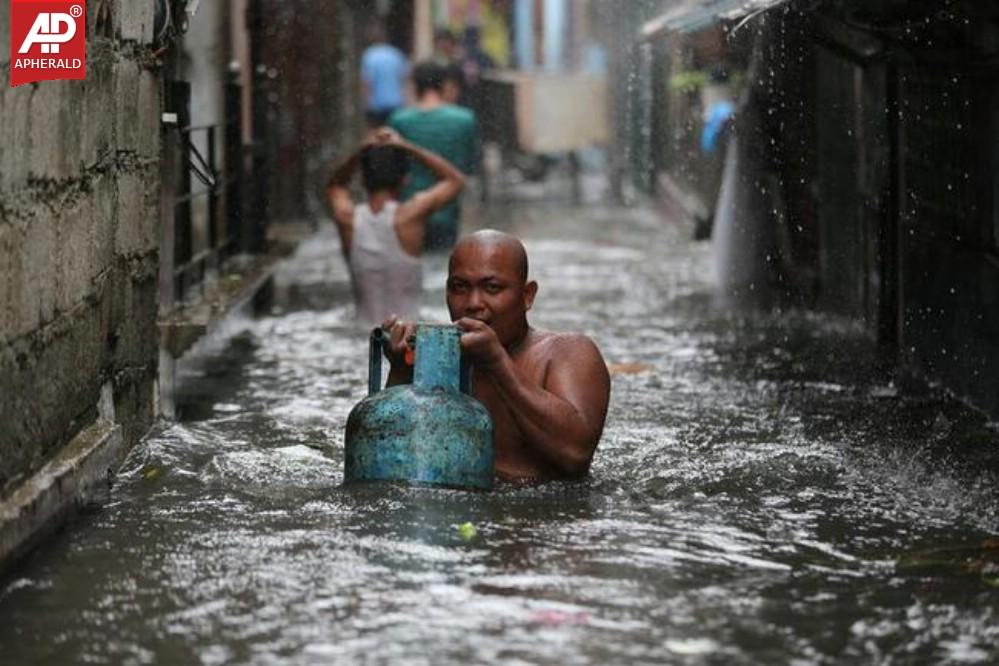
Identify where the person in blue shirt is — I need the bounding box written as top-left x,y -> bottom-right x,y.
701,99 -> 734,155
700,66 -> 735,156
361,23 -> 409,127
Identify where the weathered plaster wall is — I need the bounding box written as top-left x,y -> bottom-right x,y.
0,2 -> 161,496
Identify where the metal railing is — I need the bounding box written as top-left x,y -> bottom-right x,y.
168,77 -> 252,306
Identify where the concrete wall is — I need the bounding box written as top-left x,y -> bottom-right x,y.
0,2 -> 162,496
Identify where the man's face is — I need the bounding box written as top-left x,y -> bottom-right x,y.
447,244 -> 536,346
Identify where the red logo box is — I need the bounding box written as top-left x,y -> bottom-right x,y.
10,1 -> 86,87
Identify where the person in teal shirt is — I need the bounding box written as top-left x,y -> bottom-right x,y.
390,61 -> 478,251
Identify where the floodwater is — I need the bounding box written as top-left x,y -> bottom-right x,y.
2,194 -> 999,665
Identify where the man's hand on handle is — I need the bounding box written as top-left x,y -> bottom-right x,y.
381,316 -> 417,368
380,316 -> 510,382
454,317 -> 507,370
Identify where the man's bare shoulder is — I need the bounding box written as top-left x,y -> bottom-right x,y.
524,330 -> 605,365
526,331 -> 610,413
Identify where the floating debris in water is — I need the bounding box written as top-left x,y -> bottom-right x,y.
896,539 -> 999,578
607,362 -> 653,376
456,522 -> 478,541
528,610 -> 590,627
664,638 -> 720,655
868,383 -> 899,398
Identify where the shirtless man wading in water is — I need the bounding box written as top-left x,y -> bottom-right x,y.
383,230 -> 611,482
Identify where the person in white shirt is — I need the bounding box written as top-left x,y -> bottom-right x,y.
325,129 -> 465,325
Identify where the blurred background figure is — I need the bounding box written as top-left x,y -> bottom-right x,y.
433,27 -> 461,65
361,21 -> 409,128
442,61 -> 465,105
433,28 -> 469,105
700,67 -> 734,157
390,61 -> 478,252
457,26 -> 496,112
695,66 -> 735,240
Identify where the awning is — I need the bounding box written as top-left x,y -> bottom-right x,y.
640,0 -> 791,40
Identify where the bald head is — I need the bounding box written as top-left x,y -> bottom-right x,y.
450,230 -> 529,282
446,230 -> 537,342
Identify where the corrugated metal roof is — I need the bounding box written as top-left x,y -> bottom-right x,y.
640,0 -> 790,40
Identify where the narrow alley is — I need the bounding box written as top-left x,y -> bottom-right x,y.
3,1 -> 999,664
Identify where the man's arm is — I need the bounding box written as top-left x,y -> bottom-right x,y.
458,320 -> 611,477
325,149 -> 362,254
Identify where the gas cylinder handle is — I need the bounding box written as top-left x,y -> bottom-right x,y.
368,327 -> 384,395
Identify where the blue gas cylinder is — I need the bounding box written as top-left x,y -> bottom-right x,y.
344,324 -> 494,490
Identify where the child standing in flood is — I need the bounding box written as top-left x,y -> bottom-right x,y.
325,128 -> 465,325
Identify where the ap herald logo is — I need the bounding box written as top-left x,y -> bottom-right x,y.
10,1 -> 86,87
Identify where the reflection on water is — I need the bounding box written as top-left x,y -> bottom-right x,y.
2,203 -> 999,665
